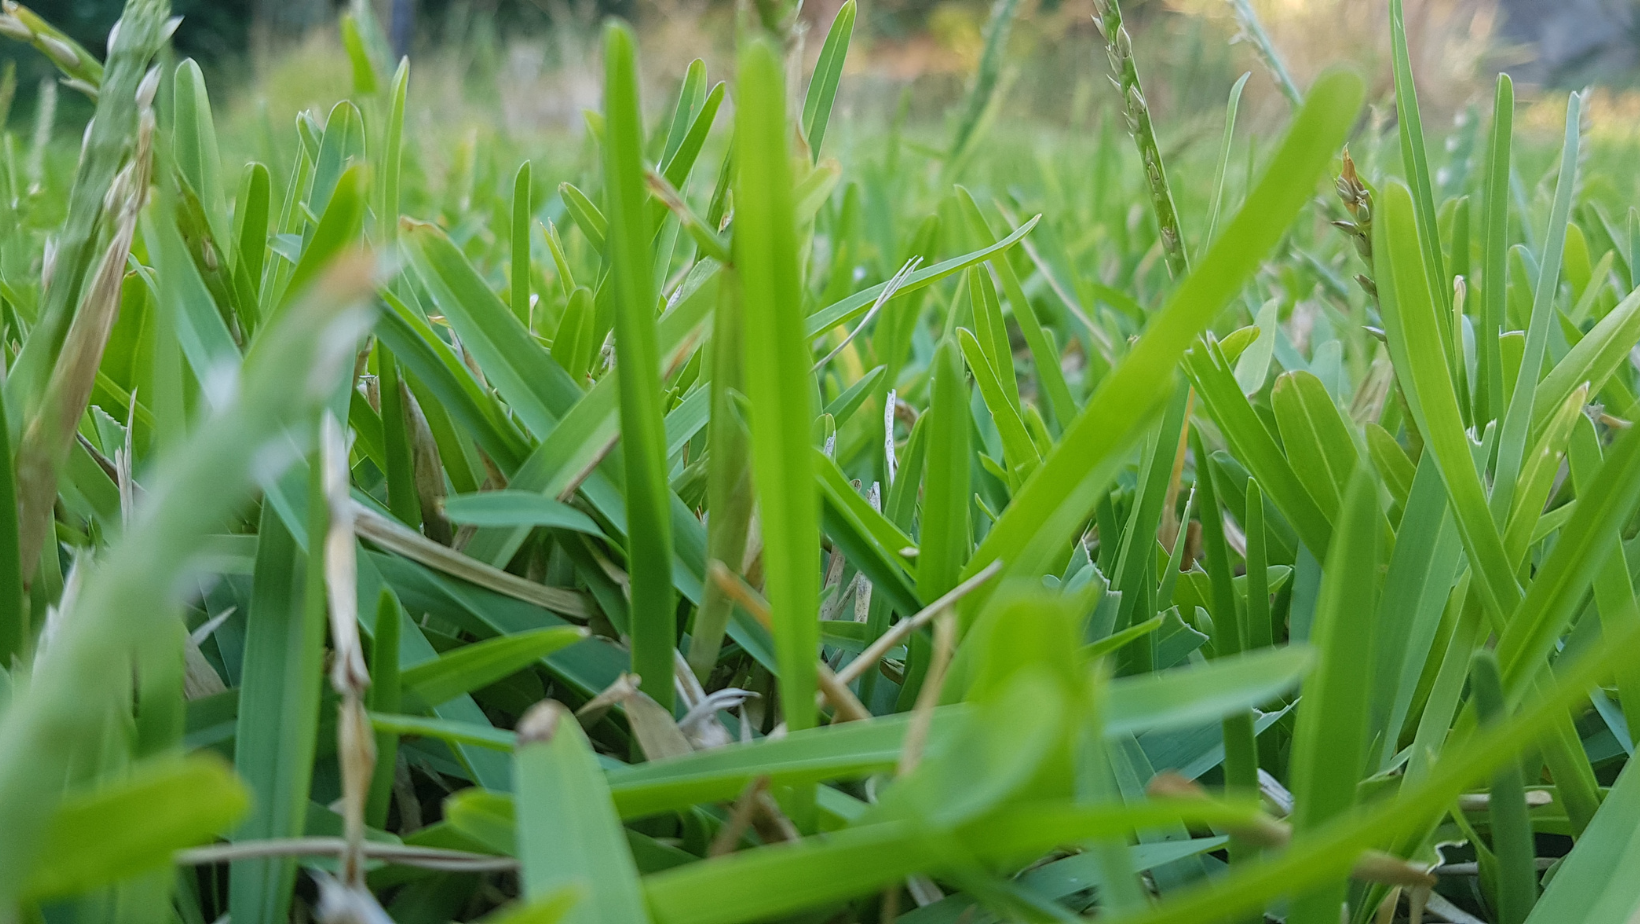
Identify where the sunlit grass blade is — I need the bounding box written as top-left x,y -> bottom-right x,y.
1203,72 -> 1250,253
735,36 -> 821,731
604,21 -> 677,712
801,0 -> 854,160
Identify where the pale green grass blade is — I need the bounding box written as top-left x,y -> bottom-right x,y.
804,215 -> 1040,337
954,188 -> 1076,429
173,59 -> 229,252
1377,180 -> 1519,622
1203,72 -> 1250,253
560,182 -> 607,251
230,452 -> 326,924
604,21 -> 677,712
688,276 -> 754,677
1286,468 -> 1378,924
401,220 -> 578,440
1495,418 -> 1640,694
968,69 -> 1362,591
1185,339 -> 1332,555
366,589 -> 401,828
1532,285 -> 1640,438
1522,756 -> 1640,923
735,37 -> 820,731
514,702 -> 651,924
23,754 -> 248,901
1103,647 -> 1310,736
1390,0 -> 1451,324
442,491 -> 604,535
1492,92 -> 1581,522
801,0 -> 855,160
1568,416 -> 1640,745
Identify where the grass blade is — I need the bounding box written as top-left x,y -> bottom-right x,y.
735,36 -> 821,731
801,0 -> 855,161
604,22 -> 677,711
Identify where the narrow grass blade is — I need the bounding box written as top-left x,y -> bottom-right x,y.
1522,756 -> 1640,923
1390,0 -> 1451,323
512,161 -> 534,327
1471,650 -> 1537,924
23,754 -> 248,901
735,37 -> 821,731
603,22 -> 677,711
1286,468 -> 1379,924
1491,92 -> 1581,522
801,0 -> 855,160
1377,180 -> 1519,623
1204,72 -> 1250,253
1478,76 -> 1512,425
403,627 -> 587,708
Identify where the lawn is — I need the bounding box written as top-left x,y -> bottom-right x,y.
2,0 -> 1640,922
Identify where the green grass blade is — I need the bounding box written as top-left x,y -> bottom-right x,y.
947,0 -> 1020,165
1377,180 -> 1519,623
366,589 -> 402,828
1203,72 -> 1250,253
604,21 -> 677,712
1491,92 -> 1581,522
0,259 -> 374,908
801,0 -> 855,160
0,384 -> 22,665
512,161 -> 534,327
968,69 -> 1363,591
735,36 -> 820,731
230,453 -> 327,924
1471,650 -> 1537,924
1390,0 -> 1451,325
403,627 -> 587,708
920,336 -> 972,608
1286,468 -> 1378,924
1478,75 -> 1512,425
23,754 -> 248,901
1522,757 -> 1640,923
514,702 -> 651,923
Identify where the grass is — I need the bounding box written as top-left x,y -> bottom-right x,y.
3,1 -> 1640,923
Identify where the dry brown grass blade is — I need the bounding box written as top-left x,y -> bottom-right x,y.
14,66 -> 156,581
833,558 -> 1003,687
350,501 -> 589,618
